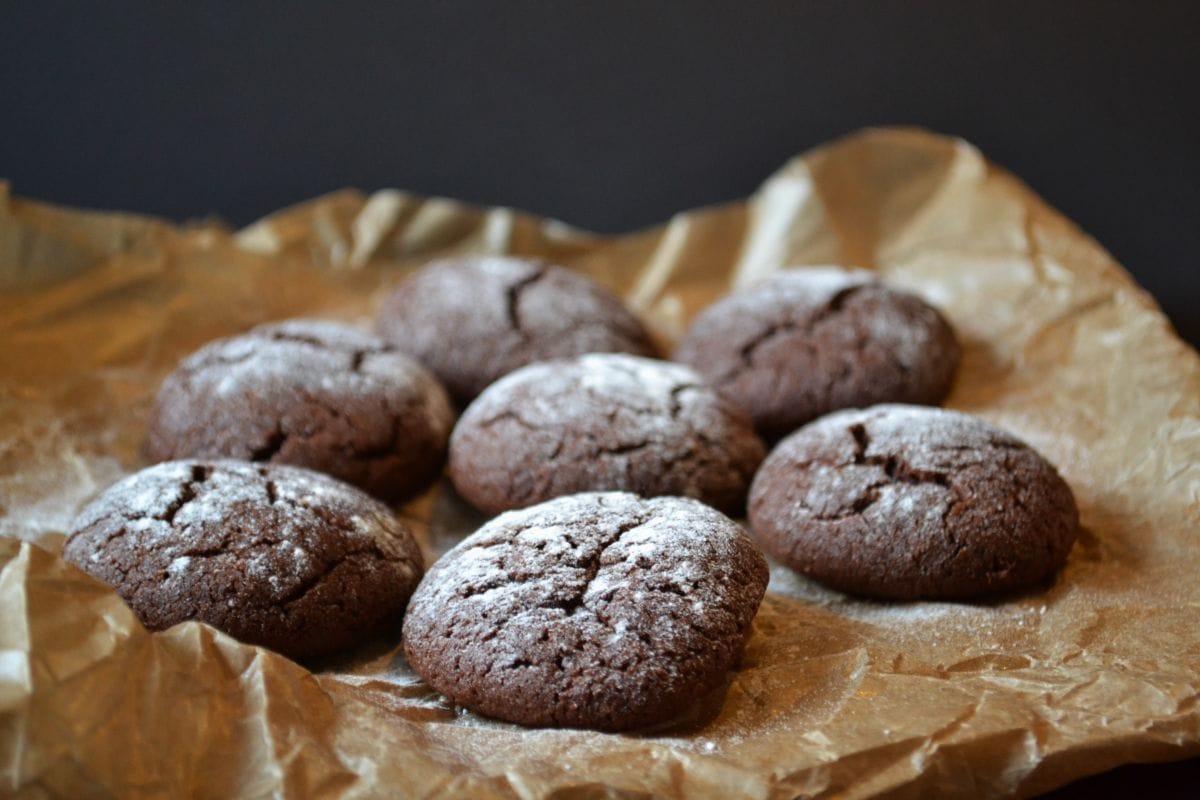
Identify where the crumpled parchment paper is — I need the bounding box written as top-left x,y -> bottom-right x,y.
1,128 -> 1198,799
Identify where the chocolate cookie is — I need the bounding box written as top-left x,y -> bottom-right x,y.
747,405 -> 1078,600
448,353 -> 766,515
402,492 -> 768,730
674,268 -> 960,440
62,460 -> 424,660
145,319 -> 454,503
375,256 -> 658,405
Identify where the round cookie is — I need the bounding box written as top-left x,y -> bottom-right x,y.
747,405 -> 1078,600
448,353 -> 766,515
673,268 -> 960,440
402,491 -> 769,730
375,256 -> 658,405
62,460 -> 425,660
145,318 -> 454,503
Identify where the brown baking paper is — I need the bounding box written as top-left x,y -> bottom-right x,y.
1,128 -> 1198,799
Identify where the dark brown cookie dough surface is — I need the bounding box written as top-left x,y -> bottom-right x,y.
748,405 -> 1078,600
402,491 -> 769,731
375,256 -> 658,405
62,460 -> 424,660
448,353 -> 766,515
145,319 -> 454,503
673,268 -> 961,440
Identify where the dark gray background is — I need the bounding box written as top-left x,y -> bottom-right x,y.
2,3 -> 1199,792
1,2 -> 1196,347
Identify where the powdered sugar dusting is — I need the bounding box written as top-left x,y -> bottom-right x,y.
751,402 -> 1073,602
471,353 -> 703,427
470,255 -> 536,280
747,266 -> 875,302
575,353 -> 699,402
677,266 -> 959,438
378,256 -> 656,403
158,318 -> 453,448
64,459 -> 417,597
453,353 -> 763,513
404,491 -> 769,728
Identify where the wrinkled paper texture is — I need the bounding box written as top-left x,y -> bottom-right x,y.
1,129 -> 1198,799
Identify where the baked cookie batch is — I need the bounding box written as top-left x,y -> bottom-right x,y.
62,255 -> 1080,732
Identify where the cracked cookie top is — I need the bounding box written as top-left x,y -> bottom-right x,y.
375,256 -> 658,406
674,268 -> 960,440
62,459 -> 424,660
448,353 -> 766,515
402,491 -> 768,730
748,405 -> 1079,600
145,318 -> 455,503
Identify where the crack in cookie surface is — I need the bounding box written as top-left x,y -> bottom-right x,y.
146,319 -> 454,502
403,492 -> 769,730
449,353 -> 765,515
62,460 -> 424,660
675,269 -> 960,438
376,256 -> 658,404
748,405 -> 1079,600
